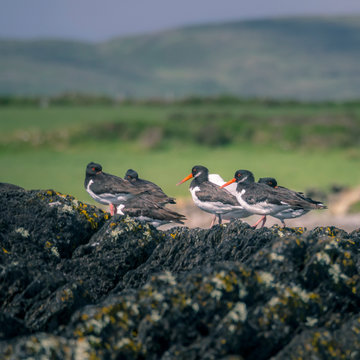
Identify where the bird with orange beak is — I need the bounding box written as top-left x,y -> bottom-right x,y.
221,170 -> 326,228
177,165 -> 248,226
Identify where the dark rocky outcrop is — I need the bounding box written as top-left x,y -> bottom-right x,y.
0,185 -> 359,359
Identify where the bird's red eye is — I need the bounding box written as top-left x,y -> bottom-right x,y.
92,167 -> 96,171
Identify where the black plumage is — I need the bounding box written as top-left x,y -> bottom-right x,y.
117,196 -> 186,227
223,170 -> 326,228
258,176 -> 326,226
177,165 -> 244,226
84,162 -> 143,215
124,169 -> 176,205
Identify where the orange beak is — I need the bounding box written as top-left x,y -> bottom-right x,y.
176,173 -> 193,186
220,178 -> 236,188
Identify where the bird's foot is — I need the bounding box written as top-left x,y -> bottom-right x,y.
253,215 -> 266,229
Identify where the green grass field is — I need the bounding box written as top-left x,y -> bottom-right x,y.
1,101 -> 360,206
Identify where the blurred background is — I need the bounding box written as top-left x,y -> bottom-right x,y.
1,0 -> 360,229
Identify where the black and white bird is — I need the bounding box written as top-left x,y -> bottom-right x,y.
177,165 -> 247,226
208,173 -> 251,222
222,170 -> 326,228
124,169 -> 176,205
116,196 -> 186,228
84,162 -> 143,215
258,177 -> 327,227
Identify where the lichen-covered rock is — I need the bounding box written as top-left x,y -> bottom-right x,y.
0,186 -> 109,334
115,220 -> 278,291
273,314 -> 360,359
60,215 -> 163,301
0,185 -> 360,359
0,188 -> 108,260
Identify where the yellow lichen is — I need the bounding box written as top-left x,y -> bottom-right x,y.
73,329 -> 84,337
60,288 -> 74,302
45,241 -> 53,248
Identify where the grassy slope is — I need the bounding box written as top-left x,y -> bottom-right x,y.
1,103 -> 360,205
1,16 -> 360,99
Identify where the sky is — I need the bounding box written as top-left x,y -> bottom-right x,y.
1,0 -> 360,42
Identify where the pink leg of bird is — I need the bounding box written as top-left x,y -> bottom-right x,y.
109,204 -> 115,216
260,215 -> 267,228
252,215 -> 266,229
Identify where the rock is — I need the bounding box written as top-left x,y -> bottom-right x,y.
0,187 -> 108,334
60,215 -> 163,301
0,187 -> 108,259
0,313 -> 26,339
0,185 -> 359,359
114,220 -> 278,292
0,183 -> 24,192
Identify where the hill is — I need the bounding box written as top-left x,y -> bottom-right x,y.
1,16 -> 360,99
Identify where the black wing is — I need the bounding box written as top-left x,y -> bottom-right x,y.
124,197 -> 186,223
92,173 -> 144,195
240,183 -> 283,206
275,186 -> 326,209
195,182 -> 239,206
136,179 -> 176,204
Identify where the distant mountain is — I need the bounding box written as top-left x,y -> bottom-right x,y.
1,16 -> 360,100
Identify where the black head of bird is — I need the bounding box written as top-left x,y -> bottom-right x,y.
86,162 -> 103,176
176,165 -> 209,185
221,169 -> 255,188
258,177 -> 278,188
125,169 -> 139,182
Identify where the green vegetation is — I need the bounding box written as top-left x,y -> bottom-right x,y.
1,16 -> 360,99
1,99 -> 360,205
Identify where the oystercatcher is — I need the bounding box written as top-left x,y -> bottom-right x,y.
222,170 -> 326,228
116,197 -> 185,228
208,172 -> 251,222
258,177 -> 327,227
124,169 -> 176,205
84,162 -> 143,215
177,165 -> 246,226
